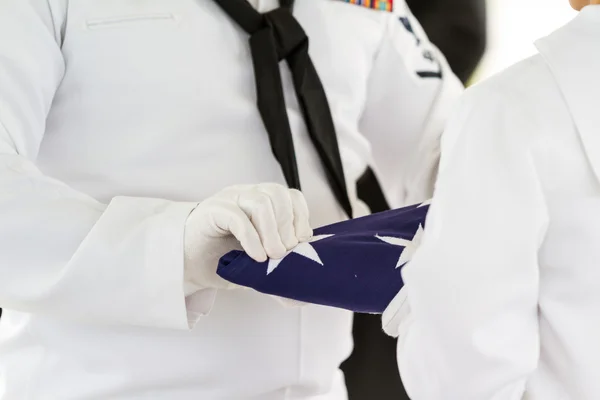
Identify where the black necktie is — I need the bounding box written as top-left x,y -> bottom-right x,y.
213,0 -> 353,218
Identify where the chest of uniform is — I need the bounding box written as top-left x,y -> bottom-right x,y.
61,0 -> 385,109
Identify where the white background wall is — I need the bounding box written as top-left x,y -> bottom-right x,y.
476,0 -> 577,81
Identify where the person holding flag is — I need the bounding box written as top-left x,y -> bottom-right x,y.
388,1 -> 600,398
0,0 -> 461,398
218,1 -> 600,399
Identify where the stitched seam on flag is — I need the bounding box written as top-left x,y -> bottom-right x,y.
386,296 -> 408,326
383,289 -> 410,336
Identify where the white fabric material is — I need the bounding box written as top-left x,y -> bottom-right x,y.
183,184 -> 312,292
183,183 -> 313,312
0,0 -> 461,398
387,6 -> 600,400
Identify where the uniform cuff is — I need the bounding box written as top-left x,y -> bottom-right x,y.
185,289 -> 218,328
382,287 -> 412,337
144,200 -> 202,330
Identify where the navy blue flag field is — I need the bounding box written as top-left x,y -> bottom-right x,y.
217,200 -> 430,314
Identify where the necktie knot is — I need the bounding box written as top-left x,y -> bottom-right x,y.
212,0 -> 354,218
262,8 -> 307,61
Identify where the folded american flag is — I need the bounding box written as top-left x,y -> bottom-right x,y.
217,200 -> 430,314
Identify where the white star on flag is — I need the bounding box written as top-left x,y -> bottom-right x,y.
267,234 -> 334,275
418,198 -> 432,208
375,225 -> 425,268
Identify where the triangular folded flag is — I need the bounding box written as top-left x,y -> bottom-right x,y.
217,200 -> 430,314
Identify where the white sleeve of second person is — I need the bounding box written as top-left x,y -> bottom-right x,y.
385,87 -> 549,399
0,0 -> 214,330
359,0 -> 464,207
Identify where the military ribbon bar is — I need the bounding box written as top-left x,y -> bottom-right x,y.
339,0 -> 394,12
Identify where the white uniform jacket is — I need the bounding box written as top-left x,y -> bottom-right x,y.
385,5 -> 600,400
0,0 -> 461,398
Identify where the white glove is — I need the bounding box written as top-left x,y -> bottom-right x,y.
183,183 -> 313,294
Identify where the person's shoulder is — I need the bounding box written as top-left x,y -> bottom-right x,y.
440,56 -> 555,149
454,54 -> 567,136
441,54 -> 566,159
464,55 -> 554,108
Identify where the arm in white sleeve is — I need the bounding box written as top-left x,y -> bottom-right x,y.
359,0 -> 464,207
385,86 -> 549,399
0,0 -> 210,330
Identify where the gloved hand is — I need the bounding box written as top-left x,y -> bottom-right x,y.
183,183 -> 313,295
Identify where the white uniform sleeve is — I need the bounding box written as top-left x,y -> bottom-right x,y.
384,87 -> 549,399
0,0 -> 214,330
359,1 -> 463,207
